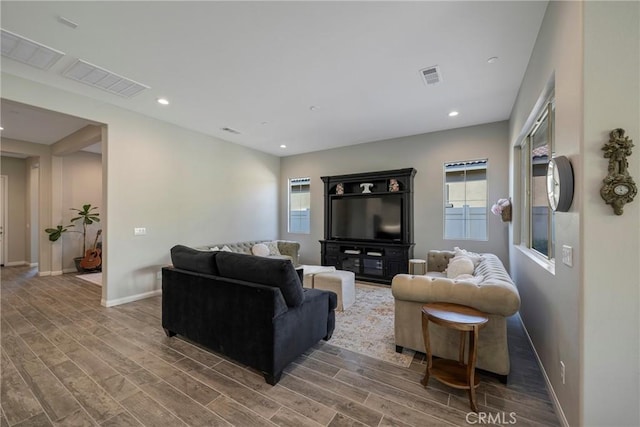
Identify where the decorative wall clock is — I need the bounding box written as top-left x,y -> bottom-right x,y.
546,155 -> 574,212
600,128 -> 637,215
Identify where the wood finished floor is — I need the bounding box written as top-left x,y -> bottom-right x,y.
1,266 -> 560,426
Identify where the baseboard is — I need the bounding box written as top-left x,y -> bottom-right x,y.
62,268 -> 77,274
5,261 -> 27,267
51,271 -> 63,276
518,315 -> 569,427
29,262 -> 38,267
102,289 -> 162,308
38,271 -> 51,277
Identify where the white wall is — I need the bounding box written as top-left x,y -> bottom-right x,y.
509,1 -> 640,425
2,73 -> 281,306
59,151 -> 102,271
0,156 -> 27,265
582,2 -> 639,425
280,121 -> 511,267
508,2 -> 582,425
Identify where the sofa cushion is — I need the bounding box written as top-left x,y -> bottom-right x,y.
215,252 -> 304,307
170,245 -> 219,276
265,241 -> 281,256
446,255 -> 474,278
251,243 -> 270,256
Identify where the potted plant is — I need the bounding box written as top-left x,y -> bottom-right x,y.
45,204 -> 100,272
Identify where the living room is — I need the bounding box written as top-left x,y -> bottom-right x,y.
1,1 -> 638,426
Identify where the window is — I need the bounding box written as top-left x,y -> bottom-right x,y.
522,100 -> 555,259
288,177 -> 310,234
444,159 -> 488,240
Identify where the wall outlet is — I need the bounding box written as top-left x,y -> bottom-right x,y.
562,245 -> 573,267
560,361 -> 566,384
134,227 -> 146,236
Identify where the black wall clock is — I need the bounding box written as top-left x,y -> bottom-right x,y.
546,155 -> 574,212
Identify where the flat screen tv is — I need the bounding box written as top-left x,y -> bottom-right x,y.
331,195 -> 403,241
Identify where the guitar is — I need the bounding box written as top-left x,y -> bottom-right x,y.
80,229 -> 102,270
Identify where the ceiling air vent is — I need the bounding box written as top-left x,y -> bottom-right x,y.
419,65 -> 442,86
63,59 -> 149,98
1,29 -> 65,70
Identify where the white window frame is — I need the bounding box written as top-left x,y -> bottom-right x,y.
287,177 -> 311,234
521,98 -> 555,261
443,159 -> 488,241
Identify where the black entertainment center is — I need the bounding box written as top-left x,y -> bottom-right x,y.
320,168 -> 416,284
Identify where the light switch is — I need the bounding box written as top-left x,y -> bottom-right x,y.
562,245 -> 573,267
134,227 -> 146,236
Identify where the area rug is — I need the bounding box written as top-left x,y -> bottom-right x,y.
76,272 -> 102,286
330,282 -> 415,367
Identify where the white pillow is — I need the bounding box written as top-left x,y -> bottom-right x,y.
265,241 -> 281,256
446,256 -> 475,278
453,247 -> 483,266
251,243 -> 270,256
210,246 -> 220,251
221,245 -> 232,252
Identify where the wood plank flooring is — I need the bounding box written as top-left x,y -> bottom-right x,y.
0,266 -> 560,426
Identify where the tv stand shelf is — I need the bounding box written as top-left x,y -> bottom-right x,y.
320,168 -> 416,284
320,240 -> 414,284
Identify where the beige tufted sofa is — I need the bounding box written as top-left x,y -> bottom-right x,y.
195,240 -> 300,266
391,250 -> 520,380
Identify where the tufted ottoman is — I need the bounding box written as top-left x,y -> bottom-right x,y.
313,270 -> 356,311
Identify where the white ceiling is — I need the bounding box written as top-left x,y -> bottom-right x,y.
0,1 -> 547,157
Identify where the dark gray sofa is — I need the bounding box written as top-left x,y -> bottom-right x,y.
162,245 -> 337,385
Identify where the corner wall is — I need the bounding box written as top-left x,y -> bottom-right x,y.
280,121 -> 510,267
2,73 -> 281,306
0,156 -> 27,265
509,1 -> 640,425
582,2 -> 639,424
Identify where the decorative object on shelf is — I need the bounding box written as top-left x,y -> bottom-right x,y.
491,198 -> 512,222
360,182 -> 374,193
336,183 -> 344,195
389,178 -> 400,192
546,155 -> 574,212
600,128 -> 637,215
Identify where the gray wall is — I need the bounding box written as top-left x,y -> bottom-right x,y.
509,1 -> 640,425
0,156 -> 27,265
280,121 -> 510,267
60,151 -> 102,272
2,73 -> 281,306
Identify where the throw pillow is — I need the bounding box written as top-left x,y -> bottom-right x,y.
453,247 -> 483,266
251,243 -> 270,257
221,245 -> 232,252
265,241 -> 281,256
446,255 -> 475,278
210,246 -> 220,251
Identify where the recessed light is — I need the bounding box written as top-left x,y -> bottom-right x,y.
309,106 -> 318,111
0,126 -> 3,130
261,121 -> 268,125
280,144 -> 287,149
157,98 -> 170,105
448,111 -> 459,117
487,56 -> 499,64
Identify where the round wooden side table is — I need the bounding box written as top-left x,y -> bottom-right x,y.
420,302 -> 489,412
